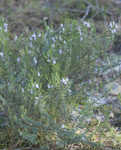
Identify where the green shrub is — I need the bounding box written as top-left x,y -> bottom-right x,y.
0,17 -> 112,148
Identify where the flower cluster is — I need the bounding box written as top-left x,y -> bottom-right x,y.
61,77 -> 69,85
108,21 -> 119,34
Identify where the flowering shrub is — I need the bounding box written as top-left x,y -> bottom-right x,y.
0,17 -> 112,148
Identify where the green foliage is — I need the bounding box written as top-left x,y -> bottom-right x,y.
0,17 -> 113,149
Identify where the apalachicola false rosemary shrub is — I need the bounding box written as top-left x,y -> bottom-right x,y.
0,17 -> 111,148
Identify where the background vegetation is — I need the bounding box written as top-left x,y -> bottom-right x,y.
0,0 -> 121,149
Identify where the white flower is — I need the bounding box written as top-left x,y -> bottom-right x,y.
0,52 -> 4,57
35,84 -> 39,89
111,29 -> 117,34
35,97 -> 39,105
77,26 -> 81,32
31,32 -> 36,40
59,49 -> 63,54
4,23 -> 8,32
81,136 -> 87,141
64,40 -> 66,44
79,31 -> 82,36
48,84 -> 51,88
108,21 -> 118,34
83,21 -> 91,28
21,88 -> 24,93
14,35 -> 18,41
77,26 -> 83,40
38,33 -> 41,37
17,57 -> 20,62
68,89 -> 72,95
59,36 -> 62,41
80,37 -> 83,41
38,72 -> 40,77
61,124 -> 65,128
61,77 -> 69,85
35,100 -> 39,105
72,111 -> 77,116
60,24 -> 65,32
62,28 -> 65,32
47,84 -> 53,88
60,24 -> 64,28
109,21 -> 118,28
33,57 -> 37,65
52,59 -> 56,64
29,37 -> 32,41
30,89 -> 33,94
96,115 -> 104,122
43,17 -> 48,21
85,118 -> 91,124
52,37 -> 56,42
47,58 -> 51,63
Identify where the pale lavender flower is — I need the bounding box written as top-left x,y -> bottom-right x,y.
80,37 -> 83,41
68,89 -> 72,95
38,72 -> 40,77
77,26 -> 81,32
108,21 -> 118,34
14,35 -> 18,41
35,84 -> 39,89
33,57 -> 37,65
59,36 -> 62,41
4,23 -> 8,32
64,40 -> 66,44
38,33 -> 41,37
61,124 -> 65,128
30,89 -> 33,94
21,88 -> 24,93
47,84 -> 53,88
52,59 -> 56,64
83,21 -> 91,28
61,77 -> 69,85
47,58 -> 51,63
43,17 -> 48,21
60,24 -> 64,28
17,57 -> 20,63
111,29 -> 117,34
60,24 -> 65,32
62,28 -> 65,32
79,31 -> 82,36
109,21 -> 117,28
32,32 -> 36,40
59,49 -> 62,55
48,84 -> 51,88
77,26 -> 83,40
52,37 -> 56,43
29,37 -> 32,41
35,97 -> 39,105
0,52 -> 4,57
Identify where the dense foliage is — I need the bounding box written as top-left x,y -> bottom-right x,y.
0,15 -> 118,149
